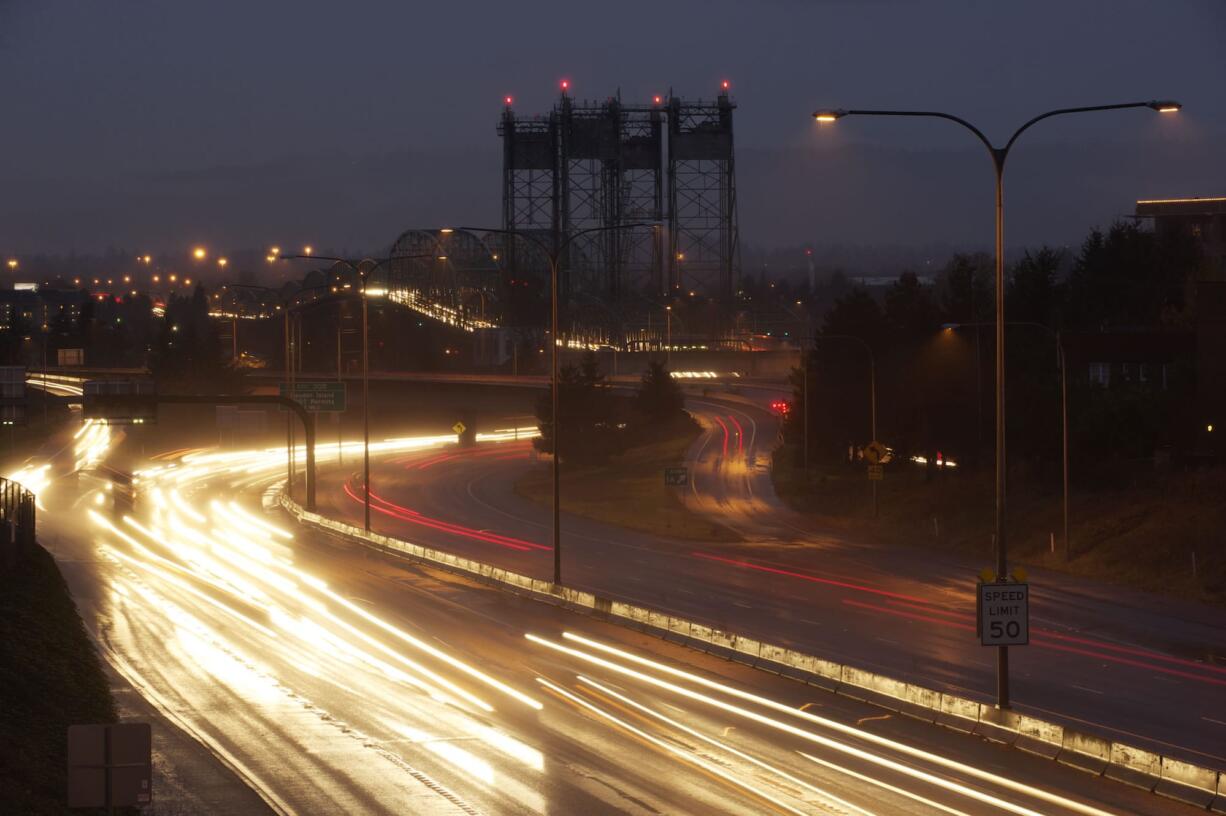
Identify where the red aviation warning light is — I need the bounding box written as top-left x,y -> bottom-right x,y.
504,95 -> 513,106
560,79 -> 570,92
721,79 -> 730,91
653,94 -> 662,105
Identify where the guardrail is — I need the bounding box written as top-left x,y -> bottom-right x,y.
0,476 -> 37,570
277,490 -> 1226,811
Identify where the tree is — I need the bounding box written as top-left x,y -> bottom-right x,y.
635,360 -> 686,427
938,252 -> 992,325
150,284 -> 240,392
533,351 -> 621,465
1007,247 -> 1063,326
884,271 -> 941,344
822,287 -> 885,348
1064,221 -> 1199,330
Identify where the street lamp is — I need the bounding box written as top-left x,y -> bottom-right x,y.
444,223 -> 659,585
944,321 -> 1069,562
280,252 -> 434,533
814,98 -> 1181,710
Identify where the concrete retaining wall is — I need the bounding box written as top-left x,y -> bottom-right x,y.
278,491 -> 1224,811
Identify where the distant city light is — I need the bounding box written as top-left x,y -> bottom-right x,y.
217,257 -> 228,267
303,245 -> 313,255
6,259 -> 17,269
193,247 -> 206,260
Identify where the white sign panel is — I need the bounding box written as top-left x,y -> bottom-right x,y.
978,582 -> 1029,646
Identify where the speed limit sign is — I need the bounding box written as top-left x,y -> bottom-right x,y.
977,582 -> 1029,646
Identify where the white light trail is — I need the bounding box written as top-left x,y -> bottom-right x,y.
537,677 -> 811,816
530,633 -> 1123,816
575,675 -> 878,816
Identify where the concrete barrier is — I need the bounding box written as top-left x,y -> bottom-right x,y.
277,490 -> 1223,808
1158,757 -> 1220,809
1058,731 -> 1112,775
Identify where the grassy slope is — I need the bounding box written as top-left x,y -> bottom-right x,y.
1,544 -> 117,815
517,422 -> 741,543
773,452 -> 1226,604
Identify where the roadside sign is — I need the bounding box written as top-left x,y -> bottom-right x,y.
977,581 -> 1029,646
864,441 -> 888,464
278,381 -> 346,412
867,464 -> 883,481
68,722 -> 152,809
664,466 -> 689,487
452,421 -> 467,435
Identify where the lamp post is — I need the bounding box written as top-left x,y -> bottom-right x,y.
444,223 -> 658,585
665,305 -> 672,367
944,321 -> 1068,562
783,301 -> 813,470
281,254 -> 433,533
814,98 -> 1181,710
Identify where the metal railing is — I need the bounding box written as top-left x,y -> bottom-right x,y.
0,476 -> 37,569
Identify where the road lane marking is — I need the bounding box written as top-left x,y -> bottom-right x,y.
1070,685 -> 1103,695
856,714 -> 892,726
1202,717 -> 1226,727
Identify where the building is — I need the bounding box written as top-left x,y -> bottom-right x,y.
1135,196 -> 1226,281
0,286 -> 87,332
1128,196 -> 1226,454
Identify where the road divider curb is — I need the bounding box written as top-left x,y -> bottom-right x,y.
278,490 -> 1224,811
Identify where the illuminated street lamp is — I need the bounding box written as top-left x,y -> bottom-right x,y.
193,247 -> 207,260
217,257 -> 229,268
5,259 -> 16,270
814,97 -> 1181,710
442,222 -> 659,585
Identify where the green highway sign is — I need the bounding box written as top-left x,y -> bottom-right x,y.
279,381 -> 347,413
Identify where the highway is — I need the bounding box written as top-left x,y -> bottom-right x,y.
9,414 -> 1198,814
312,393 -> 1226,771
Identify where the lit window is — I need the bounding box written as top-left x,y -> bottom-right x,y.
1089,362 -> 1110,387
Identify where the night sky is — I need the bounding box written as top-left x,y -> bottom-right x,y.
1,0 -> 1223,265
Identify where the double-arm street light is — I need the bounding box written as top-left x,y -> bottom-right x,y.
442,224 -> 658,585
814,98 -> 1181,709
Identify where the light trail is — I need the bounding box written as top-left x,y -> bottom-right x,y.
345,482 -> 548,552
537,677 -> 812,816
529,632 -> 1125,816
575,675 -> 878,816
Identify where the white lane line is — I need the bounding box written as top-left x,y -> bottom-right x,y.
1070,684 -> 1104,695
1202,717 -> 1226,727
732,600 -> 753,609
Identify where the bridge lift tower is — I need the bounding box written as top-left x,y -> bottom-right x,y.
499,83 -> 738,321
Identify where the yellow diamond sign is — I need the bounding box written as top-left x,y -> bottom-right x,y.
452,421 -> 467,435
